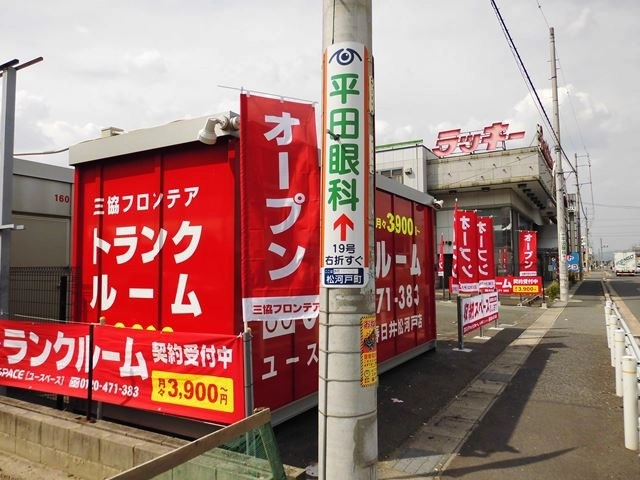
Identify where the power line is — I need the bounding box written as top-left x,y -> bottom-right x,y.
592,202 -> 640,210
532,1 -> 596,223
490,0 -> 576,176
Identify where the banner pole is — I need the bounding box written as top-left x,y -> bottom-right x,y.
86,323 -> 95,422
243,328 -> 254,417
456,295 -> 464,350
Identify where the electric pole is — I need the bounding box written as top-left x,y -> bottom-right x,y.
319,1 -> 377,479
0,57 -> 42,318
0,60 -> 18,318
574,153 -> 583,280
550,27 -> 568,303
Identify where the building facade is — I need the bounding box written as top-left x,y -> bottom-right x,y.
376,128 -> 566,281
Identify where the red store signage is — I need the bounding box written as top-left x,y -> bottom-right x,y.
495,276 -> 542,295
433,122 -> 525,157
0,321 -> 245,424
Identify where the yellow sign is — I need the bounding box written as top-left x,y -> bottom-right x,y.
360,315 -> 377,387
151,371 -> 234,412
513,285 -> 540,293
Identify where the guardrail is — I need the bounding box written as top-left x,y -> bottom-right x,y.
603,290 -> 640,451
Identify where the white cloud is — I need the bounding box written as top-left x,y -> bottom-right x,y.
567,7 -> 593,35
124,50 -> 167,75
1,0 -> 639,249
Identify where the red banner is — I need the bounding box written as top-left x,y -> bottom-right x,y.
437,233 -> 444,277
495,276 -> 542,295
456,209 -> 479,292
477,216 -> 495,291
450,200 -> 459,293
240,94 -> 320,322
0,320 -> 245,424
518,230 -> 537,276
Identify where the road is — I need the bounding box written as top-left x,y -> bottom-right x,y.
439,275 -> 639,479
274,297 -> 546,472
605,273 -> 640,335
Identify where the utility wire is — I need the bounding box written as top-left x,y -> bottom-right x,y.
533,0 -> 596,224
490,0 -> 576,176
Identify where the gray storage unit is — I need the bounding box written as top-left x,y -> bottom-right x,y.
11,158 -> 73,266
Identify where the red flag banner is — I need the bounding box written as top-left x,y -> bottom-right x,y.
0,320 -> 245,424
437,233 -> 445,277
239,94 -> 320,322
518,230 -> 537,277
450,200 -> 459,293
477,216 -> 495,291
456,210 -> 479,292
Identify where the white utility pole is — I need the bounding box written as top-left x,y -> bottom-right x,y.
319,1 -> 377,479
550,27 -> 568,303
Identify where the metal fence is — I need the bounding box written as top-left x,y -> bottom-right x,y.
9,266 -> 77,323
5,266 -> 79,410
603,286 -> 640,451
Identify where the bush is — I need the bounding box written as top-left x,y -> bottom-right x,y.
546,280 -> 560,302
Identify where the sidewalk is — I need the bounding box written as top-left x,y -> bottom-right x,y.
377,274 -> 640,479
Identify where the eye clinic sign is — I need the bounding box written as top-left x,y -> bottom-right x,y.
321,42 -> 370,288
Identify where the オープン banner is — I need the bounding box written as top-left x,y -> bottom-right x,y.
518,230 -> 538,276
239,93 -> 320,322
477,216 -> 495,291
0,320 -> 245,424
454,209 -> 479,292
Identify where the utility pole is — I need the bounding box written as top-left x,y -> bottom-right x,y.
0,57 -> 42,318
573,153 -> 583,280
319,1 -> 377,479
550,27 -> 568,303
0,60 -> 18,318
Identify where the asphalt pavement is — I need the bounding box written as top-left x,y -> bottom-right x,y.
275,273 -> 640,478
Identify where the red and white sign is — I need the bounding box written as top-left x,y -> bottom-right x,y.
251,185 -> 436,411
72,144 -> 239,334
437,233 -> 445,277
449,200 -> 459,294
239,94 -> 320,322
432,122 -> 525,157
374,189 -> 435,363
0,320 -> 245,424
496,276 -> 542,295
477,216 -> 495,290
321,41 -> 370,288
518,230 -> 537,277
455,209 -> 479,293
460,292 -> 499,334
70,102 -> 437,418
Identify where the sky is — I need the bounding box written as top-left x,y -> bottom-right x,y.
2,0 -> 639,255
